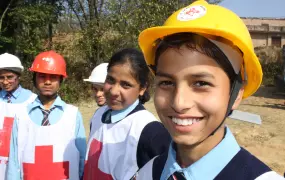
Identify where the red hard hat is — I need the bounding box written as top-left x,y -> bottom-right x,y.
29,51 -> 67,78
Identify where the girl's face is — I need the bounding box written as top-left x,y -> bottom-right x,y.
154,45 -> 242,146
92,84 -> 106,106
104,63 -> 146,110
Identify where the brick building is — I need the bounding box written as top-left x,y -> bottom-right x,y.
242,18 -> 285,47
219,0 -> 285,47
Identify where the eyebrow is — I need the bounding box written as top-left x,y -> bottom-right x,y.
156,71 -> 215,79
191,72 -> 215,79
155,72 -> 173,79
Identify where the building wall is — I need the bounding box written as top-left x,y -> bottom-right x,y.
250,33 -> 268,47
242,18 -> 285,47
242,18 -> 285,26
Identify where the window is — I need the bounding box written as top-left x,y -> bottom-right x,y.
271,36 -> 281,47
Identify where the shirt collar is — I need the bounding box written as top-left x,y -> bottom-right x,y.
1,85 -> 22,99
110,99 -> 139,123
28,95 -> 65,113
161,126 -> 241,180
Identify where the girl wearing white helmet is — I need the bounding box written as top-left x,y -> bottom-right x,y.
0,53 -> 36,104
84,63 -> 108,131
84,63 -> 108,107
134,1 -> 284,180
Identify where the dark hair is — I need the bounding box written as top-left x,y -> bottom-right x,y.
154,33 -> 240,87
108,48 -> 151,104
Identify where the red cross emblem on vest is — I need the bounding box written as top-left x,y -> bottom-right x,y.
83,139 -> 113,180
0,117 -> 14,162
23,145 -> 69,180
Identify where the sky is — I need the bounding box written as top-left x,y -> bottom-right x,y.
218,0 -> 285,18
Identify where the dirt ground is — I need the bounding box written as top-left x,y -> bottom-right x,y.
77,86 -> 285,175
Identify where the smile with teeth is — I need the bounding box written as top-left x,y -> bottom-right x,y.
172,117 -> 202,126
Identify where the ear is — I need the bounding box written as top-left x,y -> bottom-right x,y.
139,87 -> 147,96
231,87 -> 244,110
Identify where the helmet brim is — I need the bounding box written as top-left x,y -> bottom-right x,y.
139,26 -> 263,99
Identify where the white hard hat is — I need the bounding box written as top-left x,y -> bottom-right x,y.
84,63 -> 108,85
0,53 -> 24,74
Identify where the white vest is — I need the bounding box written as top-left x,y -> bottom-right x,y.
84,106 -> 157,180
22,93 -> 37,106
0,93 -> 37,180
0,102 -> 17,180
17,104 -> 80,180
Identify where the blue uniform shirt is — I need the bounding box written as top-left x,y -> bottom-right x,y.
7,96 -> 87,179
0,85 -> 35,103
161,127 -> 240,180
110,99 -> 139,123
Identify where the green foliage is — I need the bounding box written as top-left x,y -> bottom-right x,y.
2,0 -> 223,103
261,62 -> 282,86
58,60 -> 93,103
255,46 -> 283,86
0,35 -> 13,48
8,4 -> 58,57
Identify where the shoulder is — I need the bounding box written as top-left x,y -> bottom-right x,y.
135,152 -> 168,180
96,105 -> 109,115
65,104 -> 82,119
65,103 -> 78,110
255,171 -> 285,180
215,148 -> 273,180
21,87 -> 36,99
129,109 -> 158,126
134,157 -> 156,180
238,148 -> 271,172
90,105 -> 109,124
21,87 -> 34,94
140,121 -> 170,142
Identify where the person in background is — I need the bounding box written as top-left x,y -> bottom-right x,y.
84,63 -> 108,107
134,1 -> 285,179
83,48 -> 171,180
7,50 -> 86,180
84,63 -> 108,131
0,53 -> 36,180
0,53 -> 36,104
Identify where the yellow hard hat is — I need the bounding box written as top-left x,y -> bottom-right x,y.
138,0 -> 262,99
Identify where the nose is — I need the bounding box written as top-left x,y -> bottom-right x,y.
96,90 -> 104,97
2,79 -> 9,84
109,84 -> 120,96
171,84 -> 194,113
44,76 -> 52,85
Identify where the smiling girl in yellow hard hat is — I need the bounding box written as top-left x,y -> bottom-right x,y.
133,1 -> 284,179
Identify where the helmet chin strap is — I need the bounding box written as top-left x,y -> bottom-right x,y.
210,71 -> 243,136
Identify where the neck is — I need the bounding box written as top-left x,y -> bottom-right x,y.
8,85 -> 19,93
176,126 -> 225,168
39,94 -> 57,109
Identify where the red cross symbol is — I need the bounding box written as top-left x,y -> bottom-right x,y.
23,145 -> 69,180
185,8 -> 200,16
0,117 -> 14,157
83,139 -> 113,180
